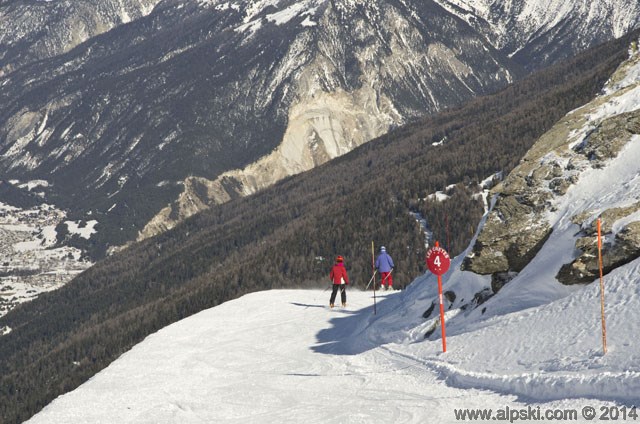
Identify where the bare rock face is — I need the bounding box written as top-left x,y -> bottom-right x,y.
463,195 -> 552,276
558,205 -> 640,285
461,105 -> 580,282
575,111 -> 640,165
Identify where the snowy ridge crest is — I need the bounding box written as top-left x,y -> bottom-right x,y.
434,0 -> 640,66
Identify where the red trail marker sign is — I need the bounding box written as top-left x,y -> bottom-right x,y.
426,244 -> 450,276
425,241 -> 450,352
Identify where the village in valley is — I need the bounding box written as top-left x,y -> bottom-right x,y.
0,183 -> 95,327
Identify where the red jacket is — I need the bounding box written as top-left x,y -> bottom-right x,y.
330,263 -> 349,285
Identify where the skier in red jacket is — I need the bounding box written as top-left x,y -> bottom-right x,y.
329,255 -> 349,308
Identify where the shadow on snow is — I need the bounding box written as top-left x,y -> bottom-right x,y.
303,291 -> 405,356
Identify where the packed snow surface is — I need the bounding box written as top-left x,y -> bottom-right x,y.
28,262 -> 640,423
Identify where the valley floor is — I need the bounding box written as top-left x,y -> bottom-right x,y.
0,201 -> 92,319
26,288 -> 632,424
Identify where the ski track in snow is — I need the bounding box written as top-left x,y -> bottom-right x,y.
27,285 -> 635,424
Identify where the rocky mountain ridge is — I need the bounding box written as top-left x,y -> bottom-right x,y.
0,0 -> 161,75
434,0 -> 640,69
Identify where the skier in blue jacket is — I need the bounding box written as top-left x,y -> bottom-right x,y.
375,246 -> 394,291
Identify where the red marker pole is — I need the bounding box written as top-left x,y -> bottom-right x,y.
426,241 -> 451,353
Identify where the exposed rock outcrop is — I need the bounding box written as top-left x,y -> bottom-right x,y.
558,205 -> 640,285
575,111 -> 640,166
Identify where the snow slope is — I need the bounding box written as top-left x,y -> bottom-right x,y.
26,288 -> 632,424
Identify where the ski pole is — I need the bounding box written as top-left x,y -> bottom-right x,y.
311,284 -> 332,305
365,270 -> 378,290
372,241 -> 377,315
322,283 -> 333,294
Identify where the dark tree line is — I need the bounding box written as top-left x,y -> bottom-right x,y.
0,29 -> 638,424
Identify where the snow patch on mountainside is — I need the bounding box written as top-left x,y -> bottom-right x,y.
236,0 -> 323,35
65,220 -> 98,240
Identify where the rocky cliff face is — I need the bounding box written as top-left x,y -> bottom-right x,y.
1,0 -> 638,250
463,41 -> 640,290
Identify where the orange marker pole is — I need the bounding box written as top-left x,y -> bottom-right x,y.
597,218 -> 607,355
438,273 -> 447,353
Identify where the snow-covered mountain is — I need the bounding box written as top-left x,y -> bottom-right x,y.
435,0 -> 640,69
0,0 -> 161,75
1,0 -> 638,251
26,38 -> 640,423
